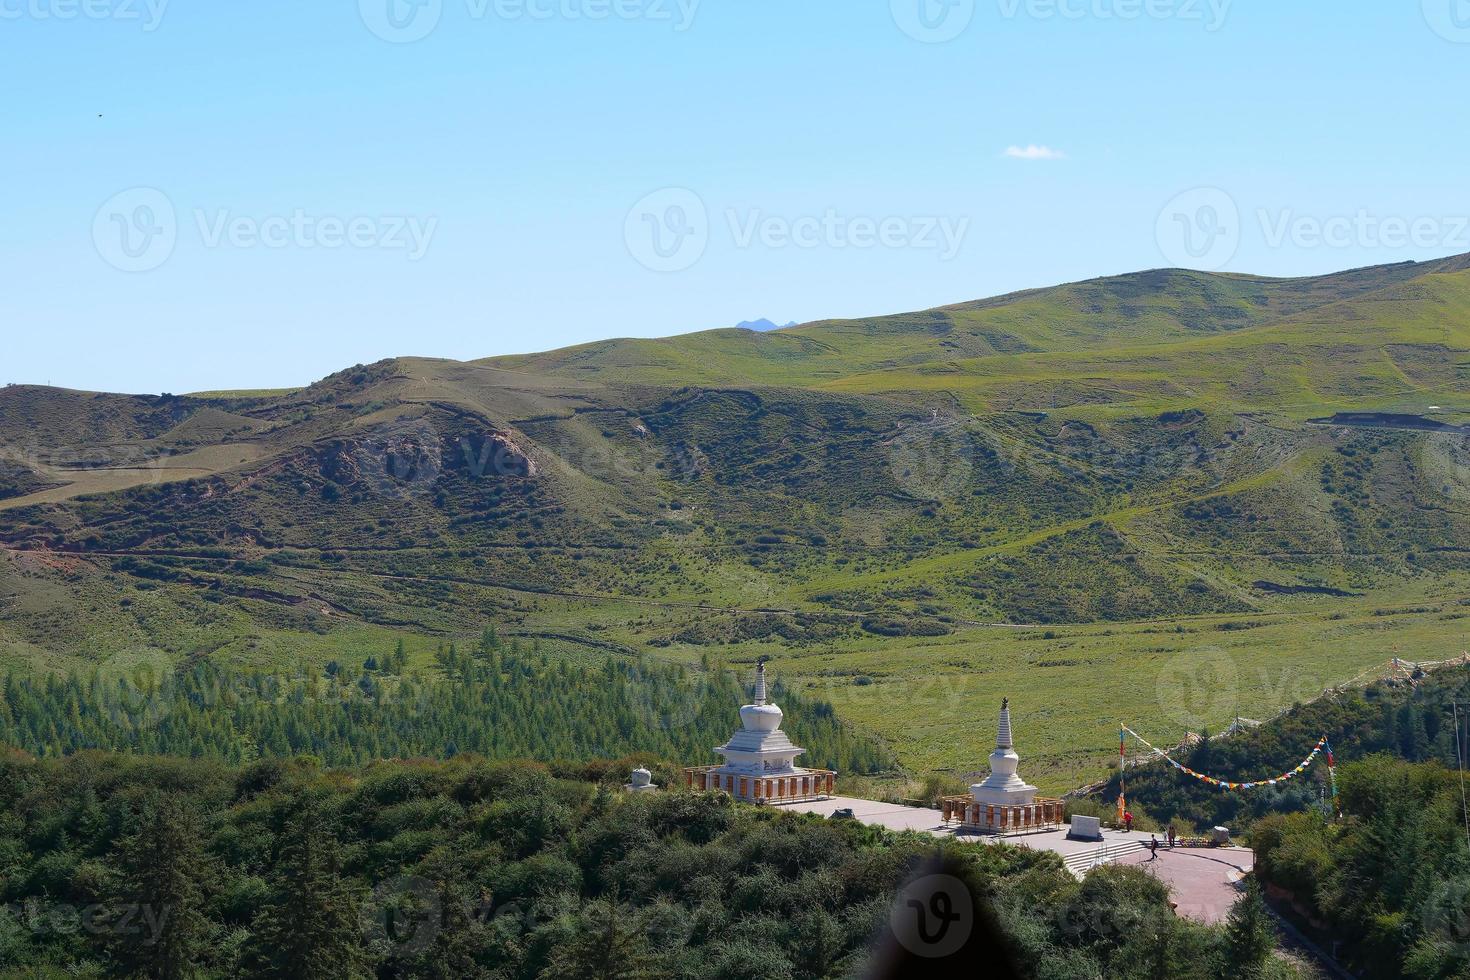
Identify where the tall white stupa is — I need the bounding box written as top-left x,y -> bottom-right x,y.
684,658 -> 835,803
969,698 -> 1039,808
941,697 -> 1062,834
714,658 -> 806,777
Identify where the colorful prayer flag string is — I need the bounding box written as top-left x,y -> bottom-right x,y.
1121,726 -> 1335,794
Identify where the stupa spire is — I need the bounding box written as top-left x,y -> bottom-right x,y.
997,697 -> 1013,750
753,657 -> 769,706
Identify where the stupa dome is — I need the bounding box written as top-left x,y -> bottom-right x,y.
740,701 -> 783,732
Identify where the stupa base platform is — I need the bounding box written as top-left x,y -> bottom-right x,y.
940,795 -> 1065,835
684,766 -> 836,804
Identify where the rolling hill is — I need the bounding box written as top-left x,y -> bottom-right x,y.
2,254 -> 1468,789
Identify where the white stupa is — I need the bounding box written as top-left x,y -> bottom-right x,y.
714,659 -> 806,777
686,658 -> 835,803
970,698 -> 1038,807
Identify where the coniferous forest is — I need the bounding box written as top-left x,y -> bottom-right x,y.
0,632 -> 892,776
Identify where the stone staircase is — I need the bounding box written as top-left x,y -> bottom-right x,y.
1062,839 -> 1148,878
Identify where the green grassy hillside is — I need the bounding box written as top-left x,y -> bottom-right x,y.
2,254 -> 1468,790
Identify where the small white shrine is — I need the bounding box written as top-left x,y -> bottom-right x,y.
624,767 -> 657,793
683,659 -> 835,804
942,699 -> 1064,834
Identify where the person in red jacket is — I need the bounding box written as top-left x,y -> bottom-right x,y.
1123,811 -> 1133,833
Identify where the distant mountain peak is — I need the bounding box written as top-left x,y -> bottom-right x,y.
736,318 -> 797,332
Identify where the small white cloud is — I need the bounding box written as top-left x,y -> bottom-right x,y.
1004,144 -> 1066,161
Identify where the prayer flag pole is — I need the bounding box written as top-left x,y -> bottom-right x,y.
1117,726 -> 1127,826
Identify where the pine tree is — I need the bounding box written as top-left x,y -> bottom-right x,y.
244,799 -> 369,980
105,798 -> 213,980
1224,879 -> 1276,975
544,898 -> 656,980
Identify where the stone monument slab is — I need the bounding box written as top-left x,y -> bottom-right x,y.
1067,815 -> 1103,841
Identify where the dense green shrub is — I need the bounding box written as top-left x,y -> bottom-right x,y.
0,752 -> 1239,979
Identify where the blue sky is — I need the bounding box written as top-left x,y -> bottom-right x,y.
3,0 -> 1468,393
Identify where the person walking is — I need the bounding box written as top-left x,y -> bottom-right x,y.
1167,826 -> 1176,849
1123,810 -> 1133,833
1149,835 -> 1159,860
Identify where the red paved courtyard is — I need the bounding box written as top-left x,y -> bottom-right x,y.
1115,846 -> 1255,923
